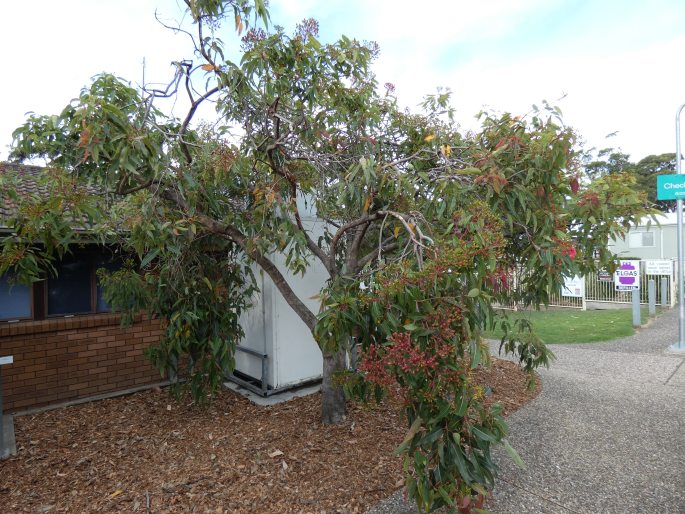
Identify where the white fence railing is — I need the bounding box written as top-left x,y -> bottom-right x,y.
584,260 -> 676,307
498,260 -> 676,311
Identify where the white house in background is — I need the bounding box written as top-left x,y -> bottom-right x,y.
609,212 -> 679,260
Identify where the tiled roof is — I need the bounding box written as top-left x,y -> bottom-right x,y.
0,162 -> 49,219
0,162 -> 103,231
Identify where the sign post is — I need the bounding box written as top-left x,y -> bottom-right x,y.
669,103 -> 685,354
0,355 -> 13,459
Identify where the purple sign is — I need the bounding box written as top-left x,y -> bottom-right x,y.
614,260 -> 640,291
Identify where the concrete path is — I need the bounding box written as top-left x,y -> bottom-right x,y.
367,308 -> 685,514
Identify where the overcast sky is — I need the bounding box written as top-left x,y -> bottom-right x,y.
1,0 -> 683,162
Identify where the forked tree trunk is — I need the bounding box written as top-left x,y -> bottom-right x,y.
321,347 -> 348,424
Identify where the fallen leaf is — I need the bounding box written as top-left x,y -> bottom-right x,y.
269,450 -> 284,458
109,490 -> 123,499
281,460 -> 288,470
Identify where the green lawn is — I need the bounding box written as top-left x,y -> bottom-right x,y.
484,308 -> 657,344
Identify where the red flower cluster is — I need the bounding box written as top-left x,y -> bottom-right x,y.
359,306 -> 466,392
357,344 -> 393,387
359,332 -> 445,388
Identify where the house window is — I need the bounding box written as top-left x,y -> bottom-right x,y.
46,250 -> 122,317
95,256 -> 121,313
629,231 -> 655,248
0,274 -> 32,321
47,254 -> 93,316
0,246 -> 123,321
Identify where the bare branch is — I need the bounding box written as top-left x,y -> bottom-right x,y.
358,241 -> 399,269
377,210 -> 431,249
346,222 -> 371,274
178,85 -> 221,163
328,213 -> 381,272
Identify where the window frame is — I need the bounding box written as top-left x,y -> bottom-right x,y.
45,252 -> 100,318
0,274 -> 34,322
629,230 -> 656,249
0,246 -> 122,322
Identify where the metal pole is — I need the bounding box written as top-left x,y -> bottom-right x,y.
661,276 -> 668,308
0,367 -> 4,458
648,279 -> 656,317
632,288 -> 641,328
671,104 -> 685,352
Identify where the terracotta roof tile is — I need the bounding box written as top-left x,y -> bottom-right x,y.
0,162 -> 102,231
0,162 -> 50,219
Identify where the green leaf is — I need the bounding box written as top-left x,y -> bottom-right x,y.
468,288 -> 480,298
140,248 -> 160,268
436,486 -> 453,506
455,389 -> 469,416
471,425 -> 498,443
503,439 -> 526,469
395,417 -> 423,456
451,440 -> 472,483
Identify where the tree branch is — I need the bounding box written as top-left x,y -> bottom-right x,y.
217,223 -> 318,331
161,183 -> 318,331
358,240 -> 399,269
328,213 -> 381,272
262,113 -> 332,275
346,222 -> 370,275
178,86 -> 221,163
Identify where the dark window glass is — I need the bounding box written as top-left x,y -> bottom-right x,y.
95,256 -> 122,312
0,274 -> 31,320
48,254 -> 92,316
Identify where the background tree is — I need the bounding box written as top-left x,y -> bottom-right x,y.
633,153 -> 676,212
582,148 -> 676,212
1,0 -> 655,510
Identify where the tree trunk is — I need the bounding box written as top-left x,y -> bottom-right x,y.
321,347 -> 348,424
193,219 -> 349,424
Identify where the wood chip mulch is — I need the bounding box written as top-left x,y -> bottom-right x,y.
0,358 -> 540,514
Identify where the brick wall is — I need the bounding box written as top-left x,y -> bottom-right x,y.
0,314 -> 164,412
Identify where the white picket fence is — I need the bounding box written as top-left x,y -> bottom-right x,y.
501,260 -> 676,311
583,261 -> 676,308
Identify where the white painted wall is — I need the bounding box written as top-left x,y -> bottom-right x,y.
610,212 -> 679,260
235,197 -> 328,389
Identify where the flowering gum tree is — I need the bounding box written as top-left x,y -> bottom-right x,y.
1,1 -> 655,510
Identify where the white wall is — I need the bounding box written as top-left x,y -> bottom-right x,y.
235,197 -> 329,389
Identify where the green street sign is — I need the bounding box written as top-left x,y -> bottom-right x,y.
657,174 -> 685,200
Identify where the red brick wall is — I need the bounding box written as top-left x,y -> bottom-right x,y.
0,314 -> 164,412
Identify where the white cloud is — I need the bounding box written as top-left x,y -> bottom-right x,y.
1,0 -> 682,163
0,0 -> 189,158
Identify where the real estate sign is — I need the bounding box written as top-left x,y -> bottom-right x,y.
614,260 -> 640,291
657,174 -> 685,200
561,275 -> 584,297
644,259 -> 673,276
597,270 -> 613,282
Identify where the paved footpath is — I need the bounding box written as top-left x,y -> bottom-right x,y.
367,308 -> 685,514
